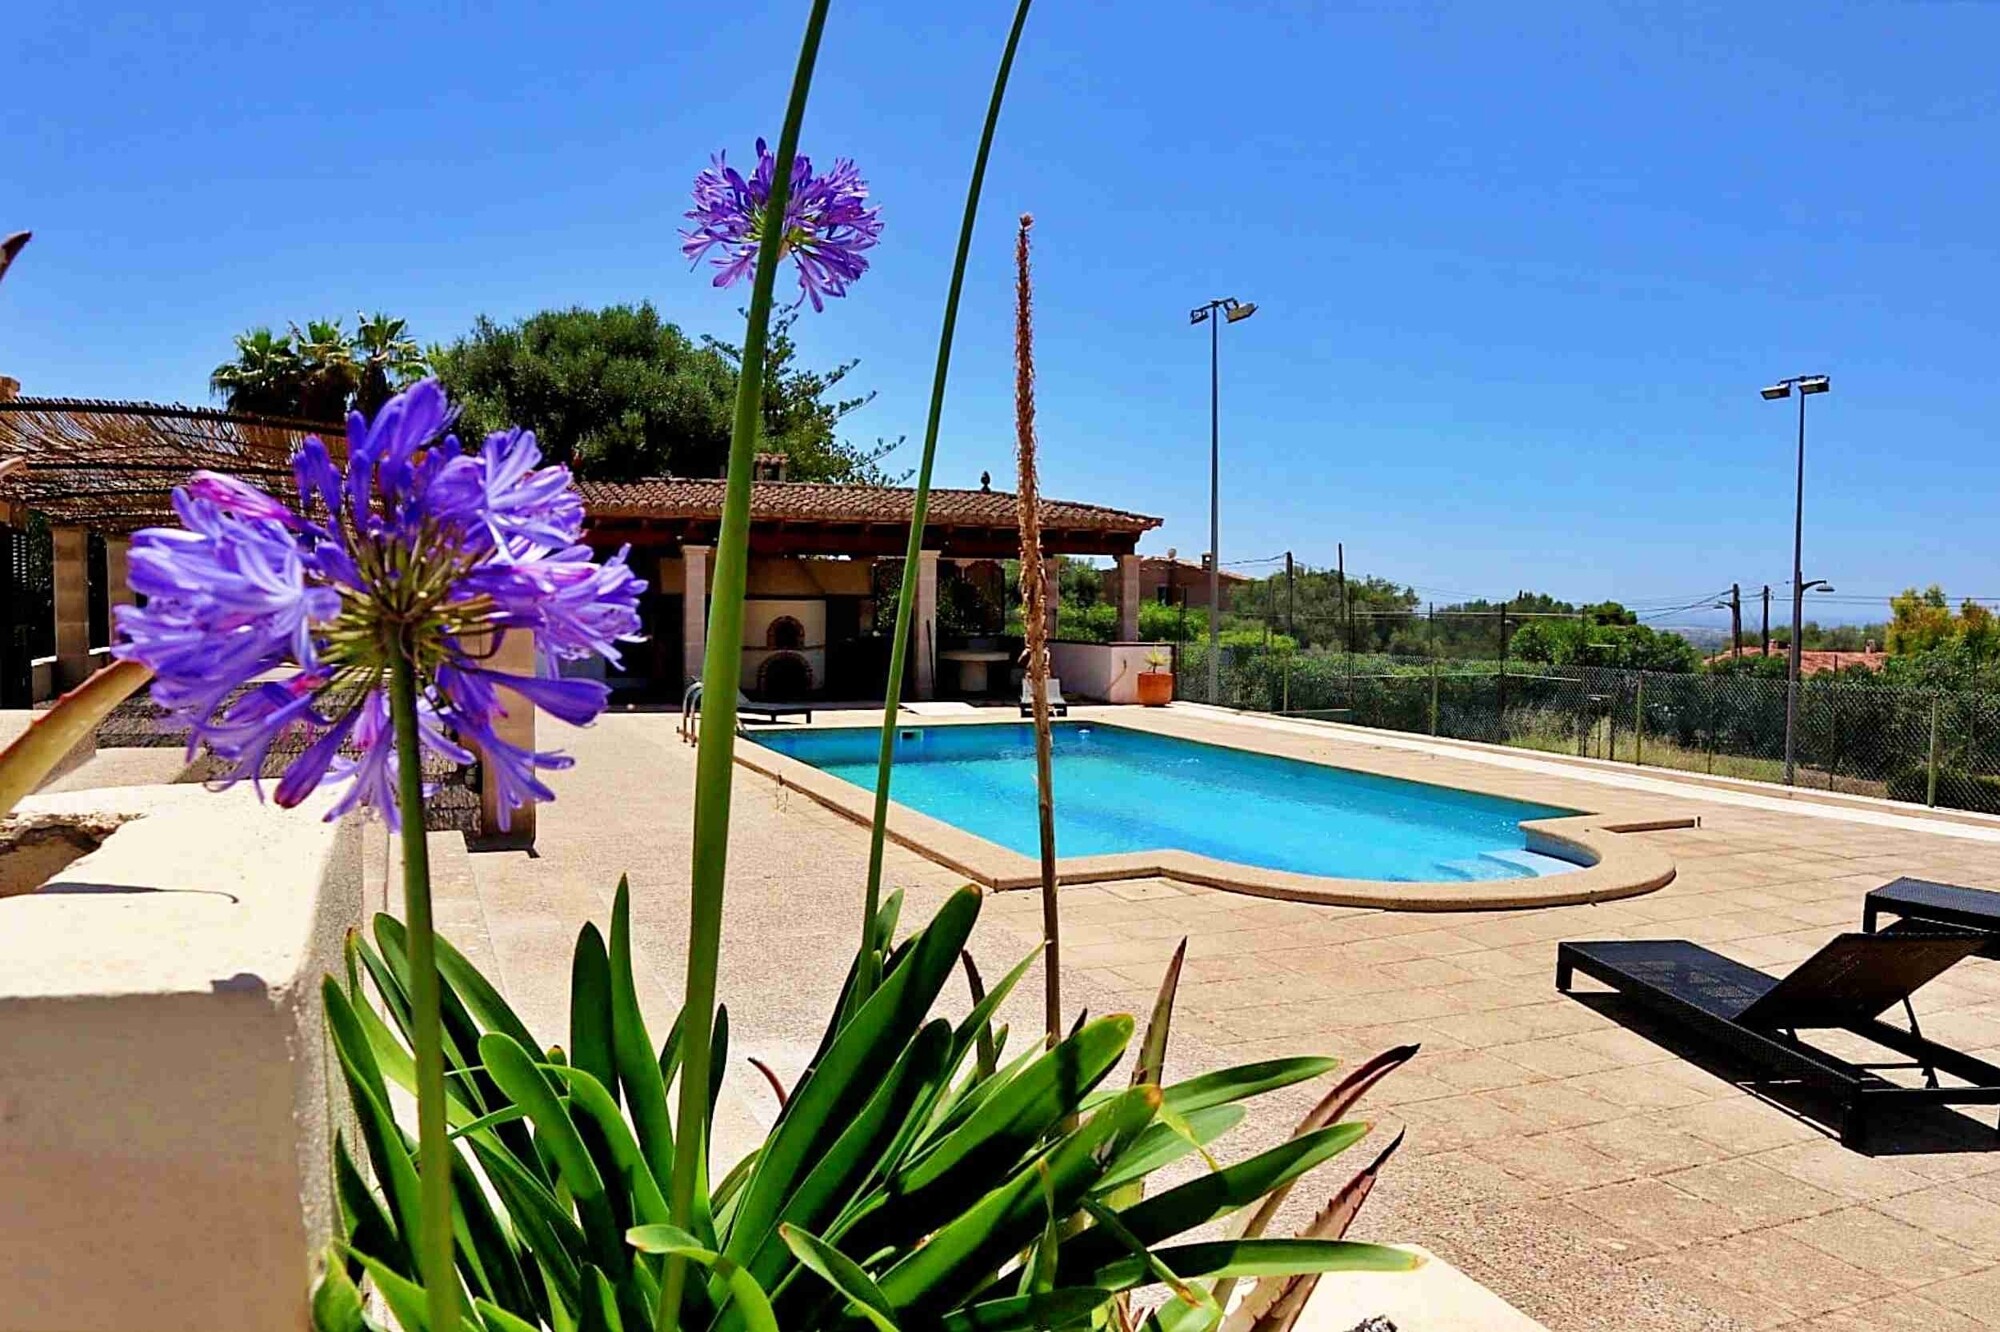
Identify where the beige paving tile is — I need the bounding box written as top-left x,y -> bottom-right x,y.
1567,1176 -> 1744,1251
1471,1130 -> 1635,1193
1662,1158 -> 1846,1229
1807,1292 -> 1991,1331
1569,1115 -> 1731,1173
1920,1264 -> 2000,1322
1665,1097 -> 1826,1153
1754,1139 -> 1935,1203
1657,1229 -> 1881,1322
1876,1186 -> 2000,1260
1782,1207 -> 1987,1287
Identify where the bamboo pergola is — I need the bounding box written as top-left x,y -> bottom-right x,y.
0,397 -> 338,531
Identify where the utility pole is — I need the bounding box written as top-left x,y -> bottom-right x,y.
1497,599 -> 1511,721
1337,543 -> 1349,654
1730,583 -> 1742,658
1761,585 -> 1771,657
1284,551 -> 1295,641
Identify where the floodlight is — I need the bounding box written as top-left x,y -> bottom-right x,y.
1760,383 -> 1791,401
1189,307 -> 1210,325
1225,301 -> 1258,323
1798,375 -> 1830,395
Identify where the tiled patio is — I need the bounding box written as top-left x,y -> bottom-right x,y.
419,704 -> 2000,1332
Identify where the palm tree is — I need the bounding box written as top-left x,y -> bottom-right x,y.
209,328 -> 306,417
353,312 -> 429,415
289,318 -> 359,422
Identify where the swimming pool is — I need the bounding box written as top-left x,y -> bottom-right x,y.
752,722 -> 1583,883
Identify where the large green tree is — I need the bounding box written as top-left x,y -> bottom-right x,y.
431,303 -> 903,483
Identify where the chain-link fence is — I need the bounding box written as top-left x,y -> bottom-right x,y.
1173,644 -> 2000,814
89,685 -> 481,832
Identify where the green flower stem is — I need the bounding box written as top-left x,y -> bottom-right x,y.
387,645 -> 458,1332
858,0 -> 1034,974
659,6 -> 829,1330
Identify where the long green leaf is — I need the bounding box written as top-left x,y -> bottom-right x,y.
312,1250 -> 369,1332
900,1015 -> 1133,1197
1059,1124 -> 1371,1278
779,1223 -> 901,1332
334,1131 -> 409,1276
748,1020 -> 953,1299
569,924 -> 618,1103
727,886 -> 981,1263
347,1245 -> 435,1332
543,1064 -> 672,1229
875,1085 -> 1160,1315
949,944 -> 1041,1071
474,1300 -> 542,1332
1090,1239 -> 1419,1289
628,1226 -> 780,1332
1162,1057 -> 1340,1115
938,1288 -> 1112,1332
609,878 -> 676,1187
1093,1104 -> 1245,1195
479,1033 -> 625,1278
325,979 -> 426,1252
857,0 -> 1037,977
466,1136 -> 586,1314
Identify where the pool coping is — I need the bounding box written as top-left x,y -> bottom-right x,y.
731,714 -> 1682,911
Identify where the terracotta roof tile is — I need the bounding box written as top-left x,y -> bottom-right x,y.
576,477 -> 1159,532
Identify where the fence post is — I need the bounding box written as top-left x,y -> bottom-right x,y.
1281,650 -> 1290,715
1706,677 -> 1716,774
1633,674 -> 1645,767
1927,694 -> 1941,808
1428,602 -> 1440,735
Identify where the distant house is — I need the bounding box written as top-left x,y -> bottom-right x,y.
1102,554 -> 1254,613
1705,645 -> 1888,676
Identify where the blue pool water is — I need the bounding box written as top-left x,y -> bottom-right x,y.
754,722 -> 1582,883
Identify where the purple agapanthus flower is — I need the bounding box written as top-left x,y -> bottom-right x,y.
681,138 -> 882,311
113,379 -> 644,831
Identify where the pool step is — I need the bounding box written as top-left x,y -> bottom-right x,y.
1437,849 -> 1580,881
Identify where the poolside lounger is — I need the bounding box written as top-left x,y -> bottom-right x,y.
1020,676 -> 1068,718
1557,932 -> 2000,1146
1865,878 -> 2000,959
735,689 -> 812,725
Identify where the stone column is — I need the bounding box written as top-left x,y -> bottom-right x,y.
1117,552 -> 1141,641
107,536 -> 137,614
682,544 -> 710,691
914,549 -> 940,700
1041,560 -> 1060,641
472,627 -> 540,850
52,526 -> 91,690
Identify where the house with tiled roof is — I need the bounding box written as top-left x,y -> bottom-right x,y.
0,397 -> 1164,703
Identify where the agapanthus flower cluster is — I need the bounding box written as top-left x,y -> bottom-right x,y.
113,379 -> 644,830
681,138 -> 882,310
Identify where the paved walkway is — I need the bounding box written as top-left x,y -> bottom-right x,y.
434,706 -> 2000,1332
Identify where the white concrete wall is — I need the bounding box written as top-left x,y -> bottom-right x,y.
1050,641 -> 1166,704
0,785 -> 362,1332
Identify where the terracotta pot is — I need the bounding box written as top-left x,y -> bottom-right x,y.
1137,670 -> 1174,706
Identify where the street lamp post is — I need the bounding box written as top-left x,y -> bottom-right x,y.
1189,296 -> 1257,701
1760,373 -> 1831,785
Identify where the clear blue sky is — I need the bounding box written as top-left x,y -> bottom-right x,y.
10,2 -> 1999,631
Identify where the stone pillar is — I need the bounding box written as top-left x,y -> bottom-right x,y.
52,526 -> 91,690
107,536 -> 137,614
473,627 -> 540,850
682,544 -> 710,691
1117,552 -> 1141,641
914,549 -> 940,700
1041,560 -> 1060,641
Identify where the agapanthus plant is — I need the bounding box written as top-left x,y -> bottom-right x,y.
112,378 -> 643,830
112,377 -> 641,1332
681,137 -> 882,310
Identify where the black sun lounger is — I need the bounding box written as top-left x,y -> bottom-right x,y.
1865,878 -> 2000,959
734,690 -> 812,725
1557,932 -> 2000,1146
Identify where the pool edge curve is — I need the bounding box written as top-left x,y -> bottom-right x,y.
732,722 -> 1683,912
